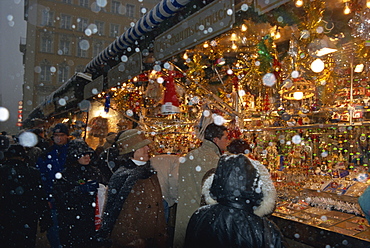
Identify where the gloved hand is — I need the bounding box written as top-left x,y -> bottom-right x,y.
79,180 -> 98,193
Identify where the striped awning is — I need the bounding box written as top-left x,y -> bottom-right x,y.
84,0 -> 191,73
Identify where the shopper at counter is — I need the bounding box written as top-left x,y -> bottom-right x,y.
184,154 -> 286,248
95,129 -> 167,247
174,123 -> 229,248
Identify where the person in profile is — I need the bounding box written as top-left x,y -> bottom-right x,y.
174,123 -> 229,247
184,154 -> 286,248
95,129 -> 167,248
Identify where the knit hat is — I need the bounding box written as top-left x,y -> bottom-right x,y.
52,123 -> 69,136
67,139 -> 95,162
116,129 -> 151,155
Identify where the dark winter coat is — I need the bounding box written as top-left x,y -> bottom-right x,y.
92,146 -> 120,185
184,154 -> 286,248
97,159 -> 167,248
53,164 -> 100,248
36,143 -> 69,200
0,159 -> 52,248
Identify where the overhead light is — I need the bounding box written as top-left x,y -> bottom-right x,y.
241,24 -> 247,32
355,64 -> 364,73
311,58 -> 325,73
293,92 -> 304,100
295,0 -> 303,7
344,2 -> 351,15
230,33 -> 238,41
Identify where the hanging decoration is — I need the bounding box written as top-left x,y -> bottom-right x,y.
161,71 -> 181,114
348,7 -> 370,41
104,93 -> 110,113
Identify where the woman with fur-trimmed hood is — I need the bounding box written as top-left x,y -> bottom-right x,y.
185,154 -> 286,248
201,138 -> 277,217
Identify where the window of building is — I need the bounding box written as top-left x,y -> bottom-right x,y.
79,0 -> 89,8
40,61 -> 51,82
41,9 -> 54,26
77,18 -> 88,32
77,41 -> 88,57
41,35 -> 53,53
126,4 -> 135,18
58,63 -> 70,83
59,36 -> 71,55
110,23 -> 120,37
93,41 -> 104,57
95,20 -> 105,35
61,0 -> 72,3
111,0 -> 120,14
60,14 -> 72,29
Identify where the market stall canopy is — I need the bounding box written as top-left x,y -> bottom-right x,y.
84,0 -> 192,76
23,72 -> 92,127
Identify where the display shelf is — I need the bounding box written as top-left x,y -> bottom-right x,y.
272,208 -> 370,247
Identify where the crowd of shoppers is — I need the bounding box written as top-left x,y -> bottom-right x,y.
0,120 -> 290,248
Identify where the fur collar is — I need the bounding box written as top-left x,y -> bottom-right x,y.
202,158 -> 276,217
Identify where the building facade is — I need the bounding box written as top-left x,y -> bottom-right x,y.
21,0 -> 160,119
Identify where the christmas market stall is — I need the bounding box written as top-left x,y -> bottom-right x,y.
82,0 -> 370,246
25,0 -> 370,246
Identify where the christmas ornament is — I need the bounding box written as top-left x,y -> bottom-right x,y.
104,93 -> 110,113
161,71 -> 180,114
348,8 -> 370,41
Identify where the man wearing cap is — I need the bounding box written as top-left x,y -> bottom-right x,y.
35,123 -> 70,248
95,129 -> 167,248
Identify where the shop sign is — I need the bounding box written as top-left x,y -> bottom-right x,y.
154,0 -> 235,60
254,0 -> 290,15
107,52 -> 142,88
84,75 -> 104,99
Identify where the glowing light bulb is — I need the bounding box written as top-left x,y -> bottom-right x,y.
241,24 -> 247,32
230,33 -> 238,41
203,43 -> 209,48
295,0 -> 303,7
367,0 -> 370,8
344,3 -> 351,15
293,92 -> 304,100
232,42 -> 237,50
311,58 -> 325,73
274,31 -> 281,39
183,52 -> 188,60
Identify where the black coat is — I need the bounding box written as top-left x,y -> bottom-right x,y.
53,164 -> 100,248
185,154 -> 286,248
92,146 -> 120,185
0,159 -> 51,248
